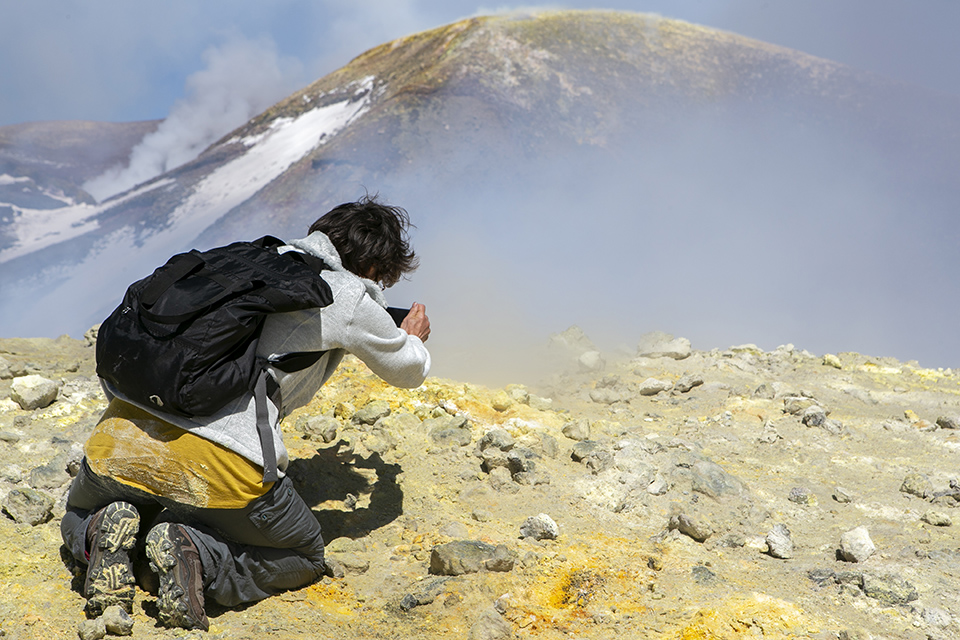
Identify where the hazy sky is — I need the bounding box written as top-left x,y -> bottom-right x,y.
3,0 -> 960,127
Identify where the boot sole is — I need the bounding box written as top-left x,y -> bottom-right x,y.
85,502 -> 139,616
145,523 -> 207,630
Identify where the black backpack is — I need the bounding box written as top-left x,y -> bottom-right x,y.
96,236 -> 334,482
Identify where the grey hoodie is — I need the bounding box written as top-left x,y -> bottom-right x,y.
103,231 -> 430,473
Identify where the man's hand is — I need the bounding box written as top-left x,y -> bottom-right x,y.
400,303 -> 431,342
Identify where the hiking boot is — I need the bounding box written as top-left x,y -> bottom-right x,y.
84,501 -> 140,616
145,522 -> 208,630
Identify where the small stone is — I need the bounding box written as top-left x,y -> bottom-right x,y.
900,473 -> 933,499
561,419 -> 591,441
472,509 -> 493,522
788,486 -> 817,505
765,524 -> 793,559
334,553 -> 370,575
801,405 -> 827,427
647,473 -> 669,495
638,378 -> 672,396
674,373 -> 704,393
2,487 -> 54,525
689,459 -> 746,499
323,558 -> 346,579
753,383 -> 776,400
668,513 -> 713,542
484,545 -> 518,572
297,415 -> 340,443
468,607 -> 513,640
78,617 -> 107,640
479,428 -> 515,452
488,467 -> 519,493
10,374 -> 59,410
921,510 -> 952,526
481,448 -> 510,473
578,350 -> 605,372
589,388 -> 621,404
783,396 -> 818,415
429,422 -> 472,447
861,573 -> 918,605
528,395 -> 553,411
430,540 -> 504,576
102,605 -> 134,635
936,415 -> 960,430
637,332 -> 691,360
352,400 -> 391,425
758,421 -> 781,444
520,513 -> 559,540
491,391 -> 513,412
839,526 -> 876,563
833,487 -> 854,503
823,354 -> 842,369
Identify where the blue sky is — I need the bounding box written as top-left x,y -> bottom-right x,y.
2,0 -> 960,127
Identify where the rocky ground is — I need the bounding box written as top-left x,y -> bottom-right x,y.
1,327 -> 959,640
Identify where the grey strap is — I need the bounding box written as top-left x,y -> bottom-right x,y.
254,372 -> 279,484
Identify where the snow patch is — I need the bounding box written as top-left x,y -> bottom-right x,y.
0,179 -> 175,263
163,85 -> 373,240
0,175 -> 31,186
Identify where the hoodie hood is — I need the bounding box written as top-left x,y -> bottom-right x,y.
284,231 -> 388,308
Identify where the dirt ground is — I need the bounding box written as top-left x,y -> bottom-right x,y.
1,331 -> 959,639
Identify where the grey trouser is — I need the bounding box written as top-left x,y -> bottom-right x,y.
61,459 -> 326,606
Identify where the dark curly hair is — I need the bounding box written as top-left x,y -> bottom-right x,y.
308,195 -> 418,288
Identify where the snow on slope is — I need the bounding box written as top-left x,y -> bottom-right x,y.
1,77 -> 376,338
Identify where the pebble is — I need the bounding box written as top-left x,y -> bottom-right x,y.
900,473 -> 933,499
801,405 -> 827,428
479,428 -> 514,451
674,373 -> 704,393
636,332 -> 691,360
766,523 -> 793,559
296,415 -> 340,443
757,421 -> 781,444
788,486 -> 817,505
429,540 -> 516,575
468,607 -> 513,640
861,573 -> 918,604
921,510 -> 952,526
839,526 -> 875,563
491,391 -> 513,412
823,354 -> 843,369
352,400 -> 391,425
520,513 -> 559,540
77,617 -> 106,640
561,419 -> 591,441
589,388 -> 622,404
472,508 -> 493,522
2,487 -> 54,525
638,378 -> 672,396
646,473 -> 669,495
102,605 -> 134,636
10,374 -> 59,411
668,513 -> 713,542
936,415 -> 960,430
833,487 -> 854,503
688,459 -> 745,499
578,350 -> 605,372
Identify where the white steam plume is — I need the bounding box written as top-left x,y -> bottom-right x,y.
84,34 -> 303,201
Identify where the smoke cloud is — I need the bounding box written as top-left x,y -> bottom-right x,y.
84,34 -> 303,201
